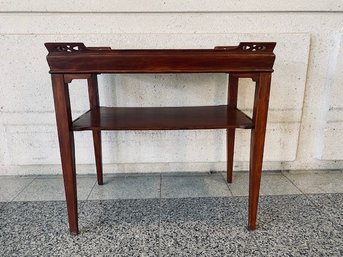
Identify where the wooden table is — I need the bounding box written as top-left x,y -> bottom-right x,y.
45,42 -> 276,235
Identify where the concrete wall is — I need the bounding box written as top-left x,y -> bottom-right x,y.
1,1 -> 343,175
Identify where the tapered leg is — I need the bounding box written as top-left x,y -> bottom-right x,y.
87,75 -> 103,185
51,74 -> 78,235
226,128 -> 235,183
226,75 -> 238,183
92,130 -> 103,185
248,73 -> 272,230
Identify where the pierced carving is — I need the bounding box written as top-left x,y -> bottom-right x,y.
45,42 -> 87,53
57,45 -> 81,52
241,43 -> 267,52
214,42 -> 275,53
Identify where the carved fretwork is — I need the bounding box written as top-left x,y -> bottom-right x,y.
45,43 -> 87,53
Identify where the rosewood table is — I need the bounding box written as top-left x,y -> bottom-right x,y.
45,42 -> 276,234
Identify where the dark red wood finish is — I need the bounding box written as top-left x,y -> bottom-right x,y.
51,74 -> 78,235
226,74 -> 239,183
87,74 -> 103,185
248,72 -> 272,230
72,106 -> 253,131
46,42 -> 276,234
45,42 -> 275,74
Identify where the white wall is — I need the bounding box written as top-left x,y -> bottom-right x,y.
0,1 -> 343,175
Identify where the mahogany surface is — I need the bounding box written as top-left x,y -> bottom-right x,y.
51,74 -> 78,235
87,74 -> 103,185
72,106 -> 253,131
226,74 -> 239,184
45,42 -> 275,74
46,41 -> 276,235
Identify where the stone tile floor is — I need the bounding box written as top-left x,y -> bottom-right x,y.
0,170 -> 342,256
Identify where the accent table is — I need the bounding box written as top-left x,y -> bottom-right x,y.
45,42 -> 276,235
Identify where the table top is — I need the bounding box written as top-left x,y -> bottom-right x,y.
45,42 -> 276,74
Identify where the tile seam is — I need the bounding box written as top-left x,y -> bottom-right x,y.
10,175 -> 38,202
85,178 -> 97,200
281,172 -> 308,195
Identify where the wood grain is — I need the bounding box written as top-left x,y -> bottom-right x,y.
46,42 -> 276,234
72,106 -> 253,131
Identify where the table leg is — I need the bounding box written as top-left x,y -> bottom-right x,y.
248,72 -> 271,230
227,75 -> 238,183
87,75 -> 103,185
51,74 -> 78,235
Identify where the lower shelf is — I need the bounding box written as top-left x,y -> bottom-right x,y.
72,105 -> 253,131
